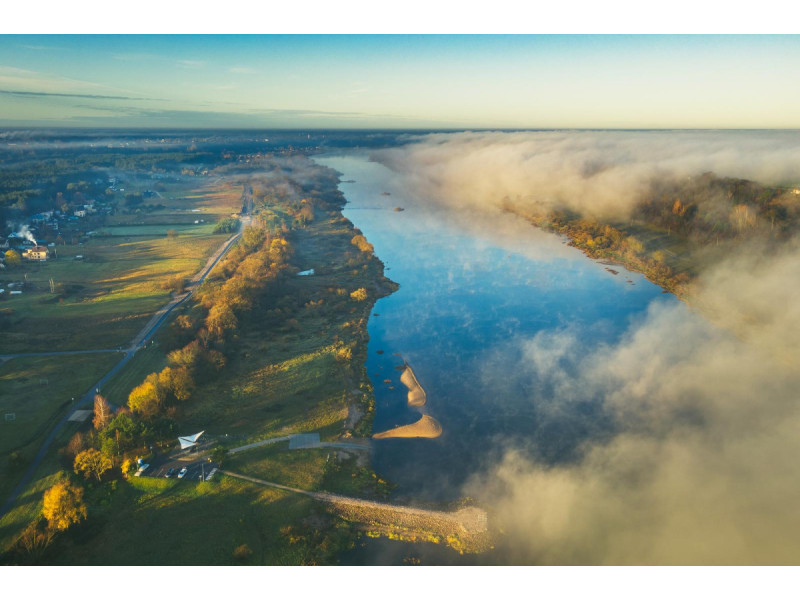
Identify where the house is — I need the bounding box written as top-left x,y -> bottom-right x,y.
74,210 -> 86,218
22,245 -> 49,261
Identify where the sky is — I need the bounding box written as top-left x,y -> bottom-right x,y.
2,35 -> 800,129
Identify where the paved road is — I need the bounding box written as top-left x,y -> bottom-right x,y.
0,228 -> 243,519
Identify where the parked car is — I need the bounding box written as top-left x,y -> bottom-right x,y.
177,467 -> 188,479
165,468 -> 176,478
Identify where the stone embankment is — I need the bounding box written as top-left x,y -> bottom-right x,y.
221,470 -> 489,553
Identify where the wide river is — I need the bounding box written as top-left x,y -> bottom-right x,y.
317,154 -> 684,563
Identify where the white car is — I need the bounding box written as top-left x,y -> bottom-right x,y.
177,467 -> 188,479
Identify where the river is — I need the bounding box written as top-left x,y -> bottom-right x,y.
317,153 -> 684,564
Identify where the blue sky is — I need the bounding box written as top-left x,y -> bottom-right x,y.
1,35 -> 799,129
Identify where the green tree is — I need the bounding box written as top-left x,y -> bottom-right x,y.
211,446 -> 228,466
100,436 -> 120,460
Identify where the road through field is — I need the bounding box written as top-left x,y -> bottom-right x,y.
0,227 -> 244,519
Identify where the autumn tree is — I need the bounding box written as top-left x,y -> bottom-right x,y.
241,226 -> 266,250
128,373 -> 165,418
158,366 -> 194,402
74,448 -> 112,481
206,302 -> 238,338
4,249 -> 21,267
168,340 -> 203,371
42,481 -> 87,531
92,394 -> 113,431
15,518 -> 55,559
351,234 -> 374,254
64,431 -> 88,463
121,458 -> 136,479
350,288 -> 368,302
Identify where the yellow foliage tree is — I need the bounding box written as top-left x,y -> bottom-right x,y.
351,234 -> 374,254
159,366 -> 194,402
121,458 -> 136,479
128,373 -> 163,418
74,448 -> 112,482
350,288 -> 368,302
42,481 -> 87,531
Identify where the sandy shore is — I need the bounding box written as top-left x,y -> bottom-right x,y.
373,414 -> 442,439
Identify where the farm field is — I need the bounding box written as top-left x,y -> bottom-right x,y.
0,179 -> 242,353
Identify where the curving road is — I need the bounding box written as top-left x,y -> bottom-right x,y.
0,228 -> 243,519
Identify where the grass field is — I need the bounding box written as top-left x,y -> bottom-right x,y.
0,354 -> 120,502
98,342 -> 168,409
225,443 -> 329,490
39,475 -> 355,565
0,417 -> 86,553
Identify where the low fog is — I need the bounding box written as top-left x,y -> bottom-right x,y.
376,131 -> 800,564
379,130 -> 800,220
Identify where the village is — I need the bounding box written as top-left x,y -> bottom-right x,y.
0,177 -> 119,274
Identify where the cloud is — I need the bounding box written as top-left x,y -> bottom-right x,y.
466,283 -> 800,564
374,130 -> 800,564
0,89 -> 158,101
376,130 -> 800,221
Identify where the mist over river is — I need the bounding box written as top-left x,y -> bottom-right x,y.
320,154 -> 685,499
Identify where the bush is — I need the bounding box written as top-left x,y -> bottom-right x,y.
214,217 -> 239,234
161,275 -> 187,294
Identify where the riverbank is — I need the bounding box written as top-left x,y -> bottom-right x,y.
502,203 -> 694,299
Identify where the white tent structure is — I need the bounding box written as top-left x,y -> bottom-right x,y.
178,431 -> 205,450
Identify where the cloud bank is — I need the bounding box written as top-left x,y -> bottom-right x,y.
378,130 -> 800,220
377,131 -> 800,564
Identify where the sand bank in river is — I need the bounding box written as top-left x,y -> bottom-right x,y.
373,414 -> 442,439
373,362 -> 442,439
400,364 -> 427,407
